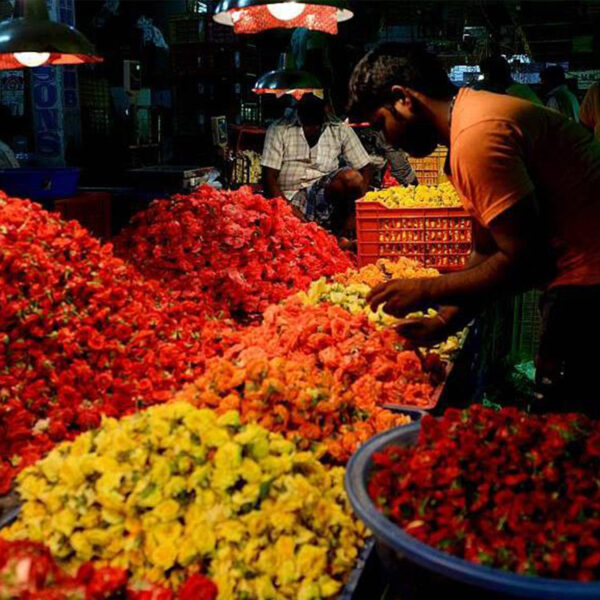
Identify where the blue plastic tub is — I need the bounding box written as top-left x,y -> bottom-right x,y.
0,167 -> 80,201
345,423 -> 600,600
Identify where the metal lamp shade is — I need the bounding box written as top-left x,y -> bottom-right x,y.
0,0 -> 102,70
253,69 -> 324,100
214,0 -> 353,34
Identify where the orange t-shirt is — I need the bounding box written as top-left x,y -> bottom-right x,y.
448,87 -> 600,288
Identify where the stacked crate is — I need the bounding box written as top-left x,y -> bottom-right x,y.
169,8 -> 262,159
409,146 -> 448,186
79,76 -> 111,136
511,290 -> 543,362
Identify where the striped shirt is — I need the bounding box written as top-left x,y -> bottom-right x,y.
261,113 -> 370,200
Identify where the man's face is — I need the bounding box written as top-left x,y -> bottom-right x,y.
370,98 -> 438,158
297,95 -> 325,124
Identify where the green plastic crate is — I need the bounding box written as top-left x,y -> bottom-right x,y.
511,289 -> 543,362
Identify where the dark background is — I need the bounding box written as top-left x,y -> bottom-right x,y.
3,0 -> 600,183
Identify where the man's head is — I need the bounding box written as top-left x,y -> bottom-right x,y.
540,65 -> 566,91
296,93 -> 326,125
348,43 -> 456,157
480,55 -> 513,87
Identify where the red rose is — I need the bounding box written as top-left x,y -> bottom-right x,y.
178,574 -> 217,600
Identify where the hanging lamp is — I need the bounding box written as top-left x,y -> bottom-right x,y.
253,53 -> 323,100
0,0 -> 102,70
213,0 -> 353,35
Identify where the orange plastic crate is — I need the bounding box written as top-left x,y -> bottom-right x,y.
356,201 -> 473,272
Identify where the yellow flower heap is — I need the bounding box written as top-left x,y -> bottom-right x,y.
363,182 -> 461,208
299,259 -> 464,358
2,403 -> 366,599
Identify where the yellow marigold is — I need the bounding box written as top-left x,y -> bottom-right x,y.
1,404 -> 366,597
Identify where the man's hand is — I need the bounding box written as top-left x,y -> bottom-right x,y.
394,315 -> 449,346
367,278 -> 432,317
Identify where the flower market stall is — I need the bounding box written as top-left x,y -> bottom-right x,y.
0,185 -> 464,599
2,0 -> 600,597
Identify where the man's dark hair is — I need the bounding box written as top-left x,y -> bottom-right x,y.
348,43 -> 457,117
540,65 -> 566,87
480,55 -> 512,85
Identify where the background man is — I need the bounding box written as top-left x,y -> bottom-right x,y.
540,65 -> 580,121
261,94 -> 371,234
353,125 -> 418,188
579,80 -> 600,140
476,55 -> 542,105
348,43 -> 600,416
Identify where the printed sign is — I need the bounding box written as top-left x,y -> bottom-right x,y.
567,70 -> 600,91
31,65 -> 65,165
31,0 -> 82,165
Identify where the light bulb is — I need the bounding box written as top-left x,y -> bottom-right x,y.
267,2 -> 306,21
13,52 -> 50,67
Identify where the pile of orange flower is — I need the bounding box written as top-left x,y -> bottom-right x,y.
220,298 -> 443,407
176,355 -> 411,463
333,257 -> 439,287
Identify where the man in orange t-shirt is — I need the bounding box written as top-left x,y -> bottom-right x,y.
348,43 -> 600,415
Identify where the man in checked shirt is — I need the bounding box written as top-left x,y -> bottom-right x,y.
261,94 -> 372,236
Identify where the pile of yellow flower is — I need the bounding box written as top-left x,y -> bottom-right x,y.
363,182 -> 461,208
2,403 -> 366,598
232,150 -> 262,184
299,259 -> 465,358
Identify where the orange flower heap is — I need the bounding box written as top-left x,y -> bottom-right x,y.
334,257 -> 439,287
220,298 -> 439,407
176,355 -> 410,463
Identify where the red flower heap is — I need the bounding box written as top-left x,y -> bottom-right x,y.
0,193 -> 230,492
368,405 -> 600,581
221,297 -> 439,407
114,186 -> 354,319
0,538 -> 213,599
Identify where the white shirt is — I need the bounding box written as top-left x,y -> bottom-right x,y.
261,113 -> 370,200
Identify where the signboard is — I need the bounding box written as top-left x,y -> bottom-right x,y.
30,0 -> 82,165
567,70 -> 600,91
31,65 -> 65,165
59,0 -> 82,157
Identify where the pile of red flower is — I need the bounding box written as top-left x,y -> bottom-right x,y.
221,297 -> 444,408
114,186 -> 354,318
368,405 -> 600,581
0,538 -> 217,599
0,194 -> 231,493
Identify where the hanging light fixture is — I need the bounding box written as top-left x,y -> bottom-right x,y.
214,0 -> 353,35
0,0 -> 102,70
253,54 -> 324,100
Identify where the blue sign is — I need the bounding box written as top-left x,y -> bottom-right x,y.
30,0 -> 81,165
31,65 -> 64,164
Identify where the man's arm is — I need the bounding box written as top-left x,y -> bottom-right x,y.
380,133 -> 417,186
359,163 -> 374,192
261,124 -> 285,199
369,194 -> 549,317
579,84 -> 597,133
262,166 -> 284,199
392,221 -> 496,344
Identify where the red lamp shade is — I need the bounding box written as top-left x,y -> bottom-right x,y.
214,0 -> 353,35
252,68 -> 324,100
0,0 -> 102,70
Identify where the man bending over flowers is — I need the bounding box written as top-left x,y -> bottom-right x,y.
348,43 -> 600,416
